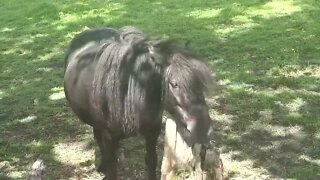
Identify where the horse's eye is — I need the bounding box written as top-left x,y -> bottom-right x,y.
170,81 -> 178,88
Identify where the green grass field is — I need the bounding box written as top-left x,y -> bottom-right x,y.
0,0 -> 319,179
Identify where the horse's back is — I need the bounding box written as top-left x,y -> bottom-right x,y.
68,28 -> 117,54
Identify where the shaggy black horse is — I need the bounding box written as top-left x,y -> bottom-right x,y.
64,27 -> 214,179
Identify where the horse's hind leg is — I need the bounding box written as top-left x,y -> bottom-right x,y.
93,127 -> 119,180
144,128 -> 161,180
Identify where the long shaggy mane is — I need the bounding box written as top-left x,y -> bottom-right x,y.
91,29 -> 149,132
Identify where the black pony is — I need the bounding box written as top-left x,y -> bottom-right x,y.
64,27 -> 214,179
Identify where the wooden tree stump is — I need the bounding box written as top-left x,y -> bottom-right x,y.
161,118 -> 223,180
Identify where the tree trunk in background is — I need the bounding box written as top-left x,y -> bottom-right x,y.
161,118 -> 223,180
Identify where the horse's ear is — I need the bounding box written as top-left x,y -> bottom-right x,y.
131,37 -> 149,53
152,39 -> 174,49
147,39 -> 174,67
148,39 -> 175,53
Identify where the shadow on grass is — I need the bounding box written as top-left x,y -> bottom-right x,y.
0,0 -> 319,179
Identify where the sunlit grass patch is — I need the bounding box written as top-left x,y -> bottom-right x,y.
285,98 -> 306,112
221,151 -> 271,179
16,115 -> 37,123
247,0 -> 302,19
58,3 -> 123,23
187,8 -> 223,19
49,87 -> 65,100
35,47 -> 64,62
214,0 -> 303,37
268,65 -> 320,78
215,22 -> 258,37
0,90 -> 7,100
53,141 -> 94,166
0,27 -> 16,32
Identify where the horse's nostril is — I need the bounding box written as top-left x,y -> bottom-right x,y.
186,120 -> 196,132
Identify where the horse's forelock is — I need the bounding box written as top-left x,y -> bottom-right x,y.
188,58 -> 214,93
165,49 -> 213,96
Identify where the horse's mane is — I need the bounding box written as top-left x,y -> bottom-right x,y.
91,27 -> 152,132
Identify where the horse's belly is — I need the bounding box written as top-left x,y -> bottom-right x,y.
64,59 -> 97,114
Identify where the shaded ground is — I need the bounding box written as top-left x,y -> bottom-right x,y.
0,0 -> 319,179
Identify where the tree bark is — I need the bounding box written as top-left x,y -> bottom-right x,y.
161,118 -> 223,180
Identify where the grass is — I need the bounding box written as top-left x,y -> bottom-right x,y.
0,0 -> 319,179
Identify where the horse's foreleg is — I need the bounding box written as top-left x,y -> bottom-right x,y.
93,128 -> 119,180
144,128 -> 161,180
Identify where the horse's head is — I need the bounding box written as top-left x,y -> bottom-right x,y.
147,40 -> 215,146
117,30 -> 214,146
